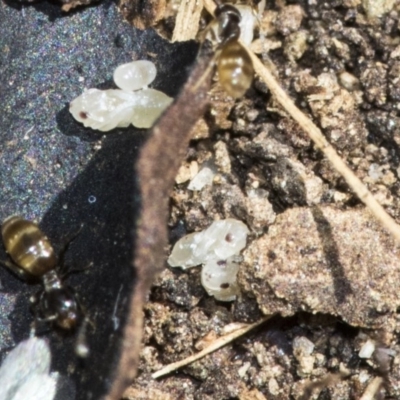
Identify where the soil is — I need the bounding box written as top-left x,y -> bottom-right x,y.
125,1 -> 400,399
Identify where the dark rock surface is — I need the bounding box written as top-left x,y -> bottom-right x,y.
0,1 -> 198,398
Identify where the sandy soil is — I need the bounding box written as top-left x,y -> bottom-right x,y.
125,1 -> 400,399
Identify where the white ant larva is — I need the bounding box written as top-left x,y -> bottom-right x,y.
69,60 -> 172,132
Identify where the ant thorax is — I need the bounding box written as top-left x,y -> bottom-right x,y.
42,269 -> 63,291
215,4 -> 241,44
36,270 -> 80,330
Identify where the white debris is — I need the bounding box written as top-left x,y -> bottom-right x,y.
293,336 -> 315,358
359,339 -> 376,359
362,0 -> 395,18
238,362 -> 251,378
70,60 -> 172,132
236,5 -> 258,46
0,337 -> 58,400
268,378 -> 280,396
292,336 -> 316,376
187,164 -> 216,191
368,163 -> 382,181
168,219 -> 250,301
358,370 -> 371,384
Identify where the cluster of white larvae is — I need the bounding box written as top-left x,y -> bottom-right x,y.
168,219 -> 249,301
69,60 -> 173,132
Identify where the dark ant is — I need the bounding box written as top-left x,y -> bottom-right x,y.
213,1 -> 255,98
1,215 -> 89,357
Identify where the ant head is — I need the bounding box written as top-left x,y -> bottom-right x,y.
214,3 -> 241,19
215,4 -> 242,45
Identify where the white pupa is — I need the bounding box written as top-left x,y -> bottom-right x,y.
70,60 -> 172,132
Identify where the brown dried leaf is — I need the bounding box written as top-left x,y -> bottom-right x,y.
105,44 -> 213,399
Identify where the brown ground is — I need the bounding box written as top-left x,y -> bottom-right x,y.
125,1 -> 400,399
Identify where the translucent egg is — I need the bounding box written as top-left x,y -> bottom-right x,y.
188,219 -> 248,263
113,60 -> 157,92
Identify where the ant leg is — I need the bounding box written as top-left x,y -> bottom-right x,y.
0,259 -> 29,281
112,285 -> 123,331
75,315 -> 91,358
29,290 -> 57,336
74,296 -> 95,358
30,302 -> 57,336
60,261 -> 93,281
57,224 -> 84,275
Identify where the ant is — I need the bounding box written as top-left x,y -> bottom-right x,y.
1,215 -> 89,357
210,1 -> 255,98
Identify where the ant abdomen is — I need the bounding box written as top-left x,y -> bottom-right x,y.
218,39 -> 254,99
2,216 -> 57,277
211,2 -> 255,98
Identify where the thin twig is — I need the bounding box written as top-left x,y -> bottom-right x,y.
248,52 -> 400,244
359,377 -> 384,400
204,0 -> 400,244
203,0 -> 216,14
172,0 -> 204,42
152,315 -> 271,379
105,44 -> 214,400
